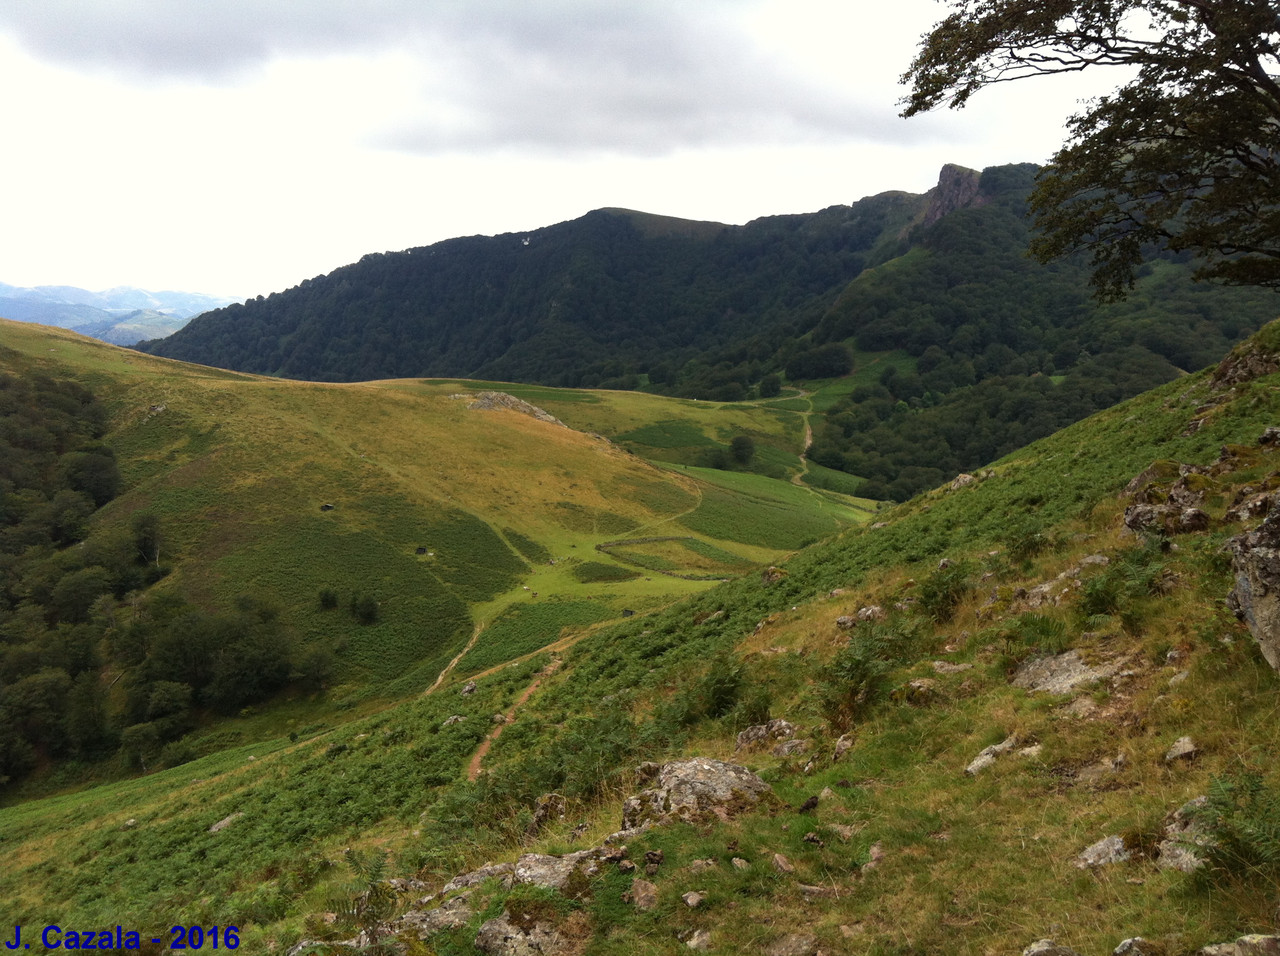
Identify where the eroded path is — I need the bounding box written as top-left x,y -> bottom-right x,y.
467,658 -> 562,781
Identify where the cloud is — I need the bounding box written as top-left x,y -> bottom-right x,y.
0,0 -> 918,156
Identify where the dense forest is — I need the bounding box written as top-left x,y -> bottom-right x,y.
0,366 -> 312,787
140,163 -> 1280,499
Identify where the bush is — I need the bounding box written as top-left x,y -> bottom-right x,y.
918,561 -> 974,623
351,593 -> 379,625
318,588 -> 339,610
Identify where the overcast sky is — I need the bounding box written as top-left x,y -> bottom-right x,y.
0,1 -> 1116,299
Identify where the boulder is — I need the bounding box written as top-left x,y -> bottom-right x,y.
735,719 -> 796,752
1227,508 -> 1280,671
1076,834 -> 1131,868
772,739 -> 810,757
1113,940 -> 1165,956
621,759 -> 771,829
683,929 -> 712,951
858,605 -> 886,622
474,913 -> 567,956
209,812 -> 244,834
1164,736 -> 1198,763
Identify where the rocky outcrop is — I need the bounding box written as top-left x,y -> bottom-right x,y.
965,734 -> 1019,775
474,913 -> 568,956
621,758 -> 771,829
1227,506 -> 1280,671
1197,935 -> 1280,956
455,391 -> 564,427
1076,834 -> 1131,868
735,719 -> 795,752
1012,650 -> 1122,694
919,164 -> 984,230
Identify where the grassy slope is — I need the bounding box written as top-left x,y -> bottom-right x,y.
12,322 -> 1280,952
0,321 -> 867,762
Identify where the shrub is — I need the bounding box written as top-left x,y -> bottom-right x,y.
1194,773 -> 1280,879
918,561 -> 974,623
318,587 -> 339,610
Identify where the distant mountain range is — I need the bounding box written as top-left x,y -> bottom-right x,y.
0,282 -> 239,346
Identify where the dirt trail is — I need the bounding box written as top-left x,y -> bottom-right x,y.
424,621 -> 486,696
790,390 -> 816,486
467,659 -> 562,781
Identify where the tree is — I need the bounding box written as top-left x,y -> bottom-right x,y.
902,1 -> 1280,298
730,435 -> 756,465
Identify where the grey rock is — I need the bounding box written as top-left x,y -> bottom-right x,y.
514,849 -> 602,891
460,680 -> 477,696
681,890 -> 706,907
732,857 -> 750,870
1114,938 -> 1165,956
933,660 -> 973,674
1013,650 -> 1121,694
474,913 -> 567,956
1024,943 -> 1085,956
441,862 -> 516,895
395,893 -> 474,937
858,605 -> 886,622
462,391 -> 564,427
833,733 -> 854,761
965,734 -> 1020,775
684,928 -> 712,951
836,615 -> 857,630
766,933 -> 819,956
443,715 -> 466,726
772,852 -> 795,873
772,739 -> 810,757
1165,735 -> 1198,762
950,473 -> 978,490
1197,936 -> 1280,956
735,719 -> 796,752
1157,796 -> 1213,873
209,812 -> 244,834
1228,509 -> 1280,672
621,758 -> 771,829
1076,834 -> 1130,868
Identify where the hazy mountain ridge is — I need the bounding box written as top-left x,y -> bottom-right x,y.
0,281 -> 238,345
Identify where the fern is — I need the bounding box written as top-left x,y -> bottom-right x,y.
1196,773 -> 1280,879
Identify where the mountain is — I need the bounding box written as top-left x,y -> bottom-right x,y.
9,314 -> 1280,953
137,163 -> 1280,500
0,281 -> 238,345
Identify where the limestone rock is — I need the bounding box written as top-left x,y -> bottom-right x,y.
621,758 -> 771,829
209,812 -> 244,834
441,862 -> 516,895
1197,936 -> 1280,956
683,929 -> 712,951
461,391 -> 564,427
1228,508 -> 1280,672
1157,796 -> 1213,873
858,605 -> 886,622
836,615 -> 857,630
1025,942 -> 1085,956
965,734 -> 1019,775
461,680 -> 477,696
766,933 -> 819,956
833,733 -> 854,761
681,890 -> 706,908
1113,939 -> 1166,956
1012,650 -> 1121,694
735,719 -> 796,752
933,660 -> 973,674
514,849 -> 603,891
1076,834 -> 1131,868
1164,736 -> 1198,762
474,913 -> 567,956
772,852 -> 795,873
395,893 -> 474,938
950,473 -> 978,490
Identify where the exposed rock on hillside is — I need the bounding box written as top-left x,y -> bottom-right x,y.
621,758 -> 772,829
454,391 -> 564,427
1228,505 -> 1280,671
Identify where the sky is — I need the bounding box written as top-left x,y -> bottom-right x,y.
0,1 -> 1118,300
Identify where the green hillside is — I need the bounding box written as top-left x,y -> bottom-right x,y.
0,320 -> 868,797
8,320 -> 1280,953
